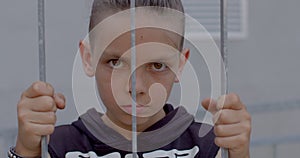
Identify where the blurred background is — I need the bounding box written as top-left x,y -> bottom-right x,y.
1,0 -> 300,157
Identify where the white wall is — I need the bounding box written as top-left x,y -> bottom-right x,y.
1,0 -> 300,157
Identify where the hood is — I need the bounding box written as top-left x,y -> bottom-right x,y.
73,104 -> 194,152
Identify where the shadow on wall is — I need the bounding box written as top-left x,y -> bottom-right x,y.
0,128 -> 17,158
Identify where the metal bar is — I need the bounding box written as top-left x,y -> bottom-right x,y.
220,0 -> 229,158
130,0 -> 137,158
38,0 -> 48,158
272,144 -> 278,158
221,1 -> 228,93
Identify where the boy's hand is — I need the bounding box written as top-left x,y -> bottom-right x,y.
15,81 -> 66,157
202,93 -> 251,158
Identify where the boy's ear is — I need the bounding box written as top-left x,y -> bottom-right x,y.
175,48 -> 190,83
79,40 -> 95,77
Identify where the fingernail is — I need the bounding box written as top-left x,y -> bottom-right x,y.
217,96 -> 226,110
55,94 -> 64,104
40,82 -> 48,93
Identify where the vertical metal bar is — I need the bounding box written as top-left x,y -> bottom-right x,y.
38,0 -> 48,158
272,144 -> 278,158
220,0 -> 229,158
221,0 -> 229,93
38,0 -> 46,82
130,0 -> 137,158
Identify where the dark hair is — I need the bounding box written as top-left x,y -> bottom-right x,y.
89,0 -> 185,51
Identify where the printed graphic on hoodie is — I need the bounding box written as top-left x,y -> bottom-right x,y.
66,146 -> 199,158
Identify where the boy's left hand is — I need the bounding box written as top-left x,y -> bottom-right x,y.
202,93 -> 251,158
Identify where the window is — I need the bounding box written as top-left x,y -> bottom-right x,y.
183,0 -> 248,39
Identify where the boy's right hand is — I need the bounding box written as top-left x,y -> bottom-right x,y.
15,81 -> 66,157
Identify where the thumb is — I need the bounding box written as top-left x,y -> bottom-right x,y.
54,93 -> 66,110
201,98 -> 218,115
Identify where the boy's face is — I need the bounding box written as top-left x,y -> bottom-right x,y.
80,12 -> 189,130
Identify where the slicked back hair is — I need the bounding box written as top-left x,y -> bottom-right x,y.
89,0 -> 185,51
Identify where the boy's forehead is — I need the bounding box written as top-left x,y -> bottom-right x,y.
104,28 -> 180,53
88,7 -> 184,66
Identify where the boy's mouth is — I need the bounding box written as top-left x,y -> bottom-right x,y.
121,104 -> 149,115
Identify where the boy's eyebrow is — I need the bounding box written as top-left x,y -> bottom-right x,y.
101,51 -> 133,63
101,50 -> 122,58
102,49 -> 179,62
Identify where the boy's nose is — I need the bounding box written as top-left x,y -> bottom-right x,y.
128,68 -> 148,95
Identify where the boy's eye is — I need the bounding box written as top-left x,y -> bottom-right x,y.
151,62 -> 168,72
108,59 -> 123,69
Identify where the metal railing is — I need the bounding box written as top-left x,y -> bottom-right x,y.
248,99 -> 300,158
251,135 -> 300,158
247,99 -> 300,114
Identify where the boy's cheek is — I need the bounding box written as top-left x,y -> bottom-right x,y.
144,83 -> 168,114
110,71 -> 133,105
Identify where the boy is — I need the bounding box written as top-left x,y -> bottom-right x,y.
12,0 -> 251,158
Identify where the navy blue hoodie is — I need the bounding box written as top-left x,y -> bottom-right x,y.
49,104 -> 219,158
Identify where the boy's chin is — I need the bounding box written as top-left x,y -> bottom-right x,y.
121,114 -> 152,124
120,105 -> 163,118
118,114 -> 156,129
